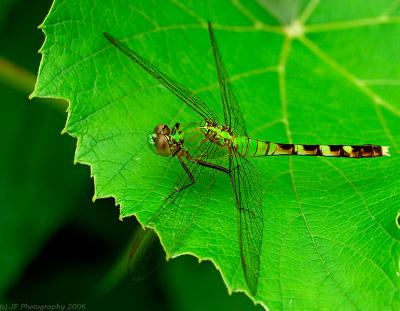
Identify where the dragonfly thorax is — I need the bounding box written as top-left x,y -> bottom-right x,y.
205,123 -> 235,147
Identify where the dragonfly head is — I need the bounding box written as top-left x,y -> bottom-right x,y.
148,124 -> 172,157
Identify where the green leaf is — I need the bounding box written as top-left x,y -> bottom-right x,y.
33,0 -> 400,309
256,0 -> 302,25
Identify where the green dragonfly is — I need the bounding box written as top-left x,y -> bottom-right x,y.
104,23 -> 389,295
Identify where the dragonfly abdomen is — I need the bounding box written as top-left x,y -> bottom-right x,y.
235,136 -> 389,158
267,143 -> 389,157
234,136 -> 270,157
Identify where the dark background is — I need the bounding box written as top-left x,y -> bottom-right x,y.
0,0 -> 261,310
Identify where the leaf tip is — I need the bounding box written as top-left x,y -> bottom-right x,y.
28,91 -> 36,100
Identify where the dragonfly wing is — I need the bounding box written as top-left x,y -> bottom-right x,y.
128,228 -> 164,281
207,23 -> 247,136
146,138 -> 220,254
104,32 -> 218,123
231,150 -> 263,295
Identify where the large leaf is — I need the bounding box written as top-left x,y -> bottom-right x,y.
33,0 -> 400,309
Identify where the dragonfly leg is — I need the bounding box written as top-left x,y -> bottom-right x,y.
167,157 -> 195,197
170,147 -> 183,159
190,159 -> 230,174
192,159 -> 251,221
190,159 -> 256,216
189,159 -> 239,206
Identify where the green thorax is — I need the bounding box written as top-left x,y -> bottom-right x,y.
204,124 -> 272,157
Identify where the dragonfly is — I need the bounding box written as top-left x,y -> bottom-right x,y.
104,23 -> 390,295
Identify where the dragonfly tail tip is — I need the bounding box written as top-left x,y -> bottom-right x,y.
382,146 -> 390,156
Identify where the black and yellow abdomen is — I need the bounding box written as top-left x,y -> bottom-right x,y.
233,135 -> 390,158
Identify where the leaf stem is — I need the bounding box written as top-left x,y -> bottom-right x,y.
0,56 -> 36,93
0,56 -> 67,110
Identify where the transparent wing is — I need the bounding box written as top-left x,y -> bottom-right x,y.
104,32 -> 218,123
207,23 -> 247,136
128,227 -> 164,281
230,149 -> 263,295
146,138 -> 221,254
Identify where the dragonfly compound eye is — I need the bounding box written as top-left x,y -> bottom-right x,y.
153,134 -> 171,156
154,124 -> 170,135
